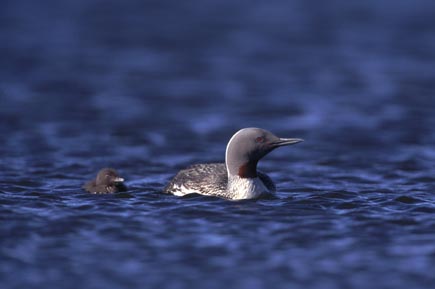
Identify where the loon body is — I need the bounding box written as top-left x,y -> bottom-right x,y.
164,128 -> 303,200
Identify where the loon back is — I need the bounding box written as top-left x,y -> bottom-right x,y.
163,163 -> 276,200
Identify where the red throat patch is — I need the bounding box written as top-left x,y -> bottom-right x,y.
238,161 -> 258,178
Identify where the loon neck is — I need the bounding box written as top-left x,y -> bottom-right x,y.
225,129 -> 260,179
237,160 -> 258,178
226,157 -> 259,179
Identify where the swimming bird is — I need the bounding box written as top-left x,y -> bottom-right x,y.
164,128 -> 303,200
83,168 -> 127,194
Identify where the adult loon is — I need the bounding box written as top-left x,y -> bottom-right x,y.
164,128 -> 303,200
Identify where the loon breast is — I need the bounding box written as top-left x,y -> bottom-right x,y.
226,175 -> 274,200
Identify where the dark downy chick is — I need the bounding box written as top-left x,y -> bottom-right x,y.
83,168 -> 127,194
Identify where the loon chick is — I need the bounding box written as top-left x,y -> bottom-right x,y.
83,168 -> 127,194
164,128 -> 303,200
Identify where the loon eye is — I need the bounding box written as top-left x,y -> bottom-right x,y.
255,136 -> 265,143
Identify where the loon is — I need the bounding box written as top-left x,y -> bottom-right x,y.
83,168 -> 127,194
164,128 -> 303,200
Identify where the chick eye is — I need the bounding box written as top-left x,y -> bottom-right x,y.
255,137 -> 265,143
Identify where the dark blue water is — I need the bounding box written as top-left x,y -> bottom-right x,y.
1,1 -> 435,288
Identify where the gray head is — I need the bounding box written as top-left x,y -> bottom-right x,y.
225,128 -> 303,178
95,168 -> 125,186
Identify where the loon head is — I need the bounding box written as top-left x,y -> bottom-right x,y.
95,168 -> 125,186
225,128 -> 303,178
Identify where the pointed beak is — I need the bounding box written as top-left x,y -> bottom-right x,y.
271,138 -> 304,148
113,177 -> 124,183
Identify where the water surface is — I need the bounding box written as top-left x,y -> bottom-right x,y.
1,1 -> 435,288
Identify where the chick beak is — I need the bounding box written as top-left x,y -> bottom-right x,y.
113,177 -> 124,183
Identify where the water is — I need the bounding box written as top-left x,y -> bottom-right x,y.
1,1 -> 435,288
